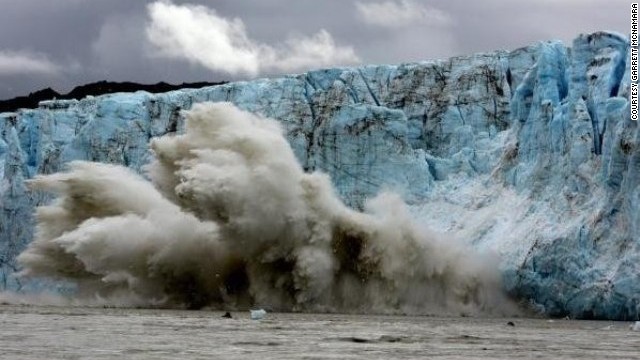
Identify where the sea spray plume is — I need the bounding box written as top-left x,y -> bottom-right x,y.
18,102 -> 516,314
18,162 -> 225,305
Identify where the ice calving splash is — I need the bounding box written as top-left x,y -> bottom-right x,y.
17,102 -> 516,315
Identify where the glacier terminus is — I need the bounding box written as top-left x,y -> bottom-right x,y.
0,31 -> 637,320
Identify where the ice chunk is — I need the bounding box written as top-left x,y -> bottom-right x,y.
250,309 -> 267,320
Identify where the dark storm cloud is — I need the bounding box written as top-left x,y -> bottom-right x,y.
0,0 -> 149,96
0,0 -> 628,99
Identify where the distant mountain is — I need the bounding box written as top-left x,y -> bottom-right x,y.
0,80 -> 226,113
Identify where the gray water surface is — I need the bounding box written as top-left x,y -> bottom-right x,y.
0,305 -> 638,359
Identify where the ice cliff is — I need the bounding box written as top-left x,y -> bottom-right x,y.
0,31 -> 636,319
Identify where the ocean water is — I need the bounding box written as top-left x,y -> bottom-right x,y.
0,305 -> 638,359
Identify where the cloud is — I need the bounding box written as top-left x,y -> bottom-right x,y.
263,29 -> 359,72
355,0 -> 451,28
145,1 -> 359,76
0,50 -> 61,76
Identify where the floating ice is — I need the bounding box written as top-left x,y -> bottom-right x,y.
250,309 -> 267,320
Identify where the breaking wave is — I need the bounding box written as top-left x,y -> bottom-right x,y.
17,102 -> 517,315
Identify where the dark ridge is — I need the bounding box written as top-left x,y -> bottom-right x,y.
0,80 -> 227,113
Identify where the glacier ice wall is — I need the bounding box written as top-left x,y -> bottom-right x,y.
17,103 -> 515,314
0,31 -> 636,319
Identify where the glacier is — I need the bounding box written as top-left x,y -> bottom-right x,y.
0,31 -> 636,319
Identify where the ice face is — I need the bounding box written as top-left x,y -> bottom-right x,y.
0,31 -> 636,319
16,103 -> 514,314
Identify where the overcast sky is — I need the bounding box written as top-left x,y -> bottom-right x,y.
0,0 -> 628,99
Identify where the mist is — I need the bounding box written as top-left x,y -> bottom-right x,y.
17,102 -> 517,315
